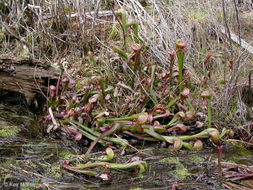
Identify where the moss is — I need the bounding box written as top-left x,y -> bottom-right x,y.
159,157 -> 190,179
31,164 -> 37,168
0,161 -> 13,170
3,173 -> 12,180
229,142 -> 252,156
53,172 -> 62,179
0,125 -> 19,137
0,108 -> 33,121
58,148 -> 75,160
176,167 -> 189,178
188,154 -> 204,163
45,164 -> 62,179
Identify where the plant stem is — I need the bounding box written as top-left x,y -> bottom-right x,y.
168,51 -> 175,85
66,119 -> 128,148
218,145 -> 224,177
84,123 -> 119,157
165,96 -> 181,109
179,131 -> 210,141
132,23 -> 141,44
131,44 -> 141,89
63,161 -> 97,176
99,78 -> 105,96
175,40 -> 185,93
106,114 -> 140,122
113,47 -> 128,61
207,97 -> 212,128
94,148 -> 114,162
72,160 -> 147,174
150,65 -> 155,91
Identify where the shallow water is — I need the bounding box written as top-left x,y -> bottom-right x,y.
0,104 -> 252,189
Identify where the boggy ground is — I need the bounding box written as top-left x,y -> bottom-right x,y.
0,104 -> 252,190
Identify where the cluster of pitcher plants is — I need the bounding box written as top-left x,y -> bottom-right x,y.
42,8 -> 233,179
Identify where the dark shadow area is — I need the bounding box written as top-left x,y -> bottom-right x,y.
0,90 -> 46,114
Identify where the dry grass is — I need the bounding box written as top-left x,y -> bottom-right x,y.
114,0 -> 253,122
1,0 -> 253,123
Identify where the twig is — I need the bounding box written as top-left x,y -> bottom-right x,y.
48,107 -> 60,132
221,0 -> 233,57
41,10 -> 114,20
1,22 -> 30,48
233,0 -> 241,46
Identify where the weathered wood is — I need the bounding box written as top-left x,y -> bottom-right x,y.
0,55 -> 60,105
220,26 -> 253,55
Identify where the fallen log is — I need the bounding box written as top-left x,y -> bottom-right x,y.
220,26 -> 253,55
0,55 -> 60,109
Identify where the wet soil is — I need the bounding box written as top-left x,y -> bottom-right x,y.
0,104 -> 252,190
